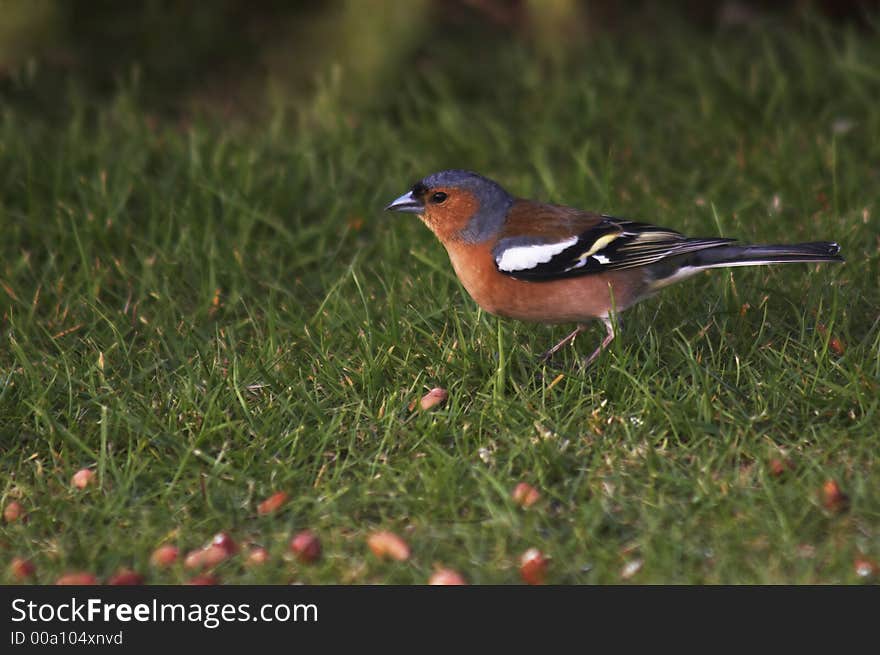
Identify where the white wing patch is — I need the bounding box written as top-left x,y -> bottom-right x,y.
495,237 -> 579,272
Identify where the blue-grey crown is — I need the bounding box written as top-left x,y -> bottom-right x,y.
420,169 -> 499,192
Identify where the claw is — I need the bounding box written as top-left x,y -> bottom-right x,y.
581,316 -> 616,368
539,324 -> 586,363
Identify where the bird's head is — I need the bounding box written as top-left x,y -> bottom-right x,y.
385,169 -> 513,243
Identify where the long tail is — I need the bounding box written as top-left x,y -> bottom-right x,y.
687,241 -> 844,268
651,241 -> 843,289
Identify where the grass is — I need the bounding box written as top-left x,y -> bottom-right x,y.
1,13 -> 879,584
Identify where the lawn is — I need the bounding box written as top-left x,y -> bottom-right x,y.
1,9 -> 878,584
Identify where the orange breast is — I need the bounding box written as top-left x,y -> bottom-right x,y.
442,240 -> 649,324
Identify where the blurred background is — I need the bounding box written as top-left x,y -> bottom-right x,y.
2,0 -> 878,121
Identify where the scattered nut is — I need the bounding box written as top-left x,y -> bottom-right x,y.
512,482 -> 541,508
419,387 -> 448,411
56,572 -> 99,585
620,559 -> 644,579
367,531 -> 410,562
201,545 -> 230,568
768,458 -> 791,477
429,568 -> 467,585
246,547 -> 270,566
290,530 -> 322,563
821,479 -> 849,513
817,324 -> 846,356
211,532 -> 238,555
150,545 -> 179,568
186,574 -> 219,585
854,557 -> 878,579
9,558 -> 35,581
107,569 -> 145,585
257,491 -> 289,516
198,544 -> 231,569
3,501 -> 24,523
71,469 -> 95,489
184,549 -> 205,569
519,548 -> 549,585
185,545 -> 227,570
184,533 -> 238,570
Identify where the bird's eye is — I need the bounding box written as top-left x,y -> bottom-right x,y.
430,191 -> 448,204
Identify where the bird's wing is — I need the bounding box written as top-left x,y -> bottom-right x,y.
492,201 -> 735,281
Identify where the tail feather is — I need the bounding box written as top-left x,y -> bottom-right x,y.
649,241 -> 843,289
688,241 -> 844,268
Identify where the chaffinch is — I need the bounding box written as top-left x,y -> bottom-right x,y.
385,169 -> 844,366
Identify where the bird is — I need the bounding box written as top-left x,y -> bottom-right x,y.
385,169 -> 844,367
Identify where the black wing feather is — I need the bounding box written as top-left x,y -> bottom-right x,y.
494,216 -> 736,282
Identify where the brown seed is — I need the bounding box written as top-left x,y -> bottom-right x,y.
184,549 -> 206,569
184,544 -> 230,570
829,337 -> 846,356
257,491 -> 289,515
201,545 -> 231,567
512,482 -> 541,508
211,532 -> 238,555
71,468 -> 95,489
620,559 -> 644,580
150,545 -> 179,568
821,479 -> 849,513
519,548 -> 548,585
246,547 -> 269,566
419,387 -> 448,411
107,569 -> 145,585
9,557 -> 35,581
290,530 -> 322,563
768,458 -> 790,477
367,531 -> 411,562
186,574 -> 219,585
3,501 -> 24,523
429,568 -> 467,585
854,557 -> 878,579
56,572 -> 99,585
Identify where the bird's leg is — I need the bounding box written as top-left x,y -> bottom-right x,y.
540,324 -> 587,362
582,316 -> 617,368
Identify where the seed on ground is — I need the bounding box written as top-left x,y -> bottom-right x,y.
186,574 -> 219,585
854,557 -> 877,579
107,569 -> 145,585
72,469 -> 96,489
428,568 -> 466,585
9,558 -> 35,581
620,559 -> 644,580
150,545 -> 179,568
56,572 -> 99,585
821,479 -> 849,513
246,547 -> 270,566
512,482 -> 541,508
419,387 -> 448,411
768,458 -> 791,477
290,530 -> 322,563
367,531 -> 410,561
519,548 -> 548,585
257,491 -> 289,515
3,501 -> 24,523
211,532 -> 238,555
